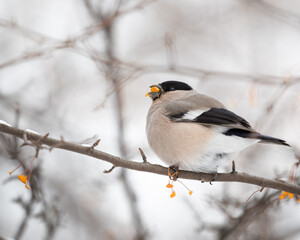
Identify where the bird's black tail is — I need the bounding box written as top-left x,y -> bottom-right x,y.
224,128 -> 290,146
223,128 -> 290,147
258,134 -> 290,146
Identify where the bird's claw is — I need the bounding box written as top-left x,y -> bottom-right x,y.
209,171 -> 218,185
168,164 -> 179,181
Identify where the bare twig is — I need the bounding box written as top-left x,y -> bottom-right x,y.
84,1 -> 148,238
73,0 -> 157,42
0,0 -> 156,72
14,194 -> 35,240
217,190 -> 279,240
243,187 -> 265,206
111,60 -> 300,86
0,18 -> 60,43
0,43 -> 72,70
1,124 -> 300,194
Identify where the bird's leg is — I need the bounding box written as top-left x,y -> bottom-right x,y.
230,160 -> 237,174
209,171 -> 218,185
168,164 -> 179,181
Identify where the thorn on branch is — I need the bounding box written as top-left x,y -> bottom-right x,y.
103,165 -> 116,174
231,160 -> 237,174
89,139 -> 101,154
40,133 -> 50,143
138,148 -> 147,163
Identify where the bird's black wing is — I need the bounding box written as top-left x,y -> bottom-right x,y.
193,108 -> 251,128
167,107 -> 251,129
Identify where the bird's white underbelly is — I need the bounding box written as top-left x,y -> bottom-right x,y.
179,132 -> 259,172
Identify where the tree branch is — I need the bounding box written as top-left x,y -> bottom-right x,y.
1,123 -> 299,194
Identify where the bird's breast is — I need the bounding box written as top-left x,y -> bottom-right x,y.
147,108 -> 213,167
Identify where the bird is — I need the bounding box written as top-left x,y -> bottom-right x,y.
145,80 -> 289,174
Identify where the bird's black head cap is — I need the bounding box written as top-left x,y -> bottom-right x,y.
159,81 -> 193,92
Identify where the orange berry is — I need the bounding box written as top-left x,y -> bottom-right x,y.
170,191 -> 176,198
166,183 -> 174,188
25,185 -> 30,190
279,191 -> 287,199
18,175 -> 27,184
287,193 -> 294,199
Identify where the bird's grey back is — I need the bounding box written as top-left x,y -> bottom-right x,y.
163,92 -> 225,117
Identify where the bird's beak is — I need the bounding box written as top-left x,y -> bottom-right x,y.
145,85 -> 163,100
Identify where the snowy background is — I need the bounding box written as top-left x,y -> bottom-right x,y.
1,0 -> 300,239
